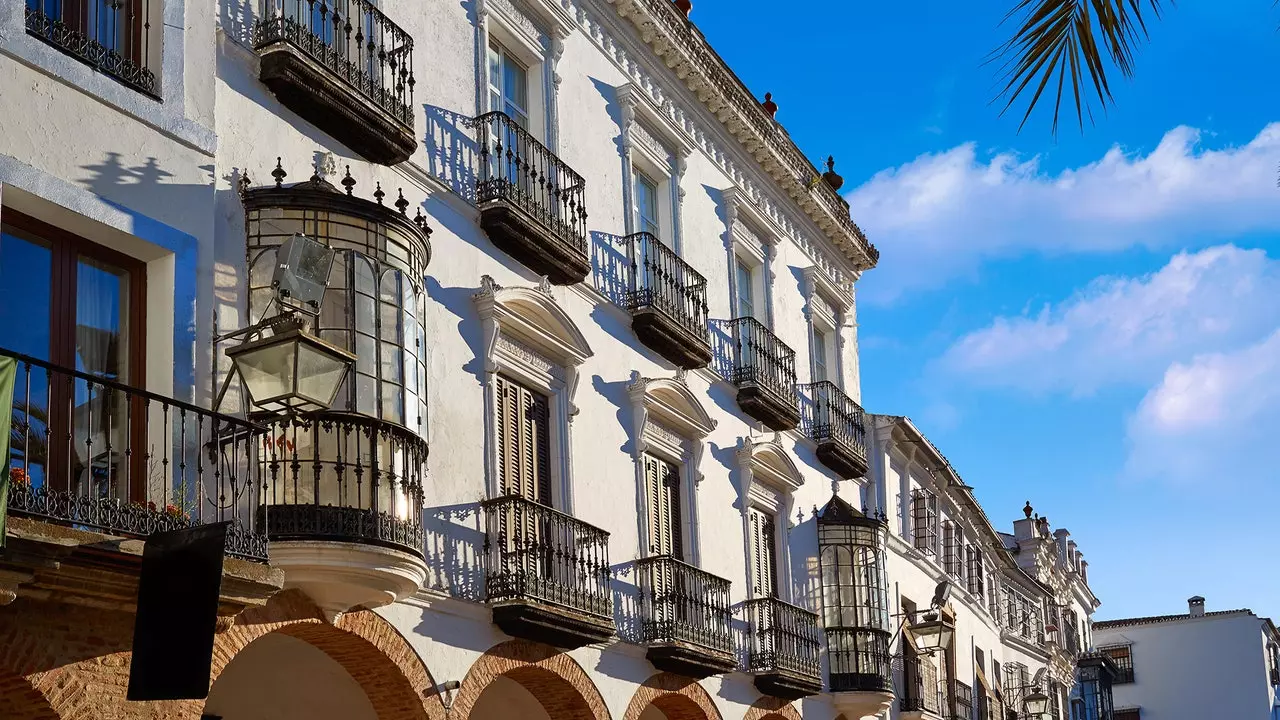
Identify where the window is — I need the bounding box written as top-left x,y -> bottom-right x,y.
911,489 -> 938,555
955,681 -> 973,718
1113,710 -> 1141,720
488,40 -> 530,128
494,375 -> 552,505
749,507 -> 779,598
812,328 -> 829,383
634,171 -> 661,239
644,453 -> 683,559
1100,644 -> 1134,684
25,0 -> 156,95
735,257 -> 756,320
943,521 -> 962,577
967,546 -> 985,597
0,211 -> 145,495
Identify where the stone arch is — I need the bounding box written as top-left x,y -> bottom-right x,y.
622,673 -> 722,720
742,696 -> 801,720
0,672 -> 59,720
211,589 -> 446,720
451,639 -> 610,720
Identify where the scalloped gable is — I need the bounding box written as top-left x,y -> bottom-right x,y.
473,275 -> 593,366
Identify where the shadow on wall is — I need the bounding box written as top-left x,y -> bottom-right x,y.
220,0 -> 255,48
421,501 -> 485,602
610,560 -> 644,646
423,275 -> 487,384
788,510 -> 822,610
707,319 -> 736,382
424,105 -> 479,203
591,230 -> 629,307
589,374 -> 634,457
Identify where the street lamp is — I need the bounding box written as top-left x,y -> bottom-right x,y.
1024,690 -> 1050,718
910,610 -> 955,655
225,316 -> 354,414
213,233 -> 355,415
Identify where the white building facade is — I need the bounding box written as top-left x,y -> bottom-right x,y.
1093,597 -> 1280,720
0,0 -> 1112,719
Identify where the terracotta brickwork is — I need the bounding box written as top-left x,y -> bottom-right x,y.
742,696 -> 801,720
621,672 -> 722,720
0,589 -> 443,720
449,639 -> 611,720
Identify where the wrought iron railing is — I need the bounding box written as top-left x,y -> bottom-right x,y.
798,380 -> 866,455
25,0 -> 158,96
482,494 -> 612,619
1,348 -> 267,560
900,653 -> 943,713
745,596 -> 821,680
826,627 -> 892,693
716,317 -> 797,407
255,0 -> 415,126
471,111 -> 589,252
622,232 -> 709,341
255,413 -> 425,556
636,555 -> 733,654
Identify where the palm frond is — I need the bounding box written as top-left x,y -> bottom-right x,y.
991,0 -> 1167,134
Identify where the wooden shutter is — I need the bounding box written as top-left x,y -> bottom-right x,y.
644,454 -> 683,559
495,375 -> 550,505
749,508 -> 778,597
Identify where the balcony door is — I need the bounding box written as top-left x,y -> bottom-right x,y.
493,373 -> 557,591
0,211 -> 144,499
748,507 -> 779,598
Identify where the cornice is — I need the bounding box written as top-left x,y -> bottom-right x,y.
604,0 -> 877,270
569,0 -> 874,287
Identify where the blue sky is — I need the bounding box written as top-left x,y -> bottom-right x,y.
691,0 -> 1280,621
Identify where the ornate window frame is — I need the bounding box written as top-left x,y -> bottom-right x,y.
473,275 -> 592,512
475,0 -> 575,149
618,83 -> 692,252
626,369 -> 717,564
802,265 -> 854,390
736,435 -> 805,601
723,187 -> 778,328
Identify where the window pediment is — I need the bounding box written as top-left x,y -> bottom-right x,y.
737,436 -> 804,493
474,275 -> 592,369
627,370 -> 716,441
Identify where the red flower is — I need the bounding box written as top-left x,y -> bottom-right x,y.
8,467 -> 29,486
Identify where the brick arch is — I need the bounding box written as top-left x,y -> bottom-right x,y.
212,589 -> 446,720
450,639 -> 610,720
622,672 -> 722,720
742,696 -> 801,720
0,672 -> 59,720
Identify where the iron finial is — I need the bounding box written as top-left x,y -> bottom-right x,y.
762,92 -> 777,118
396,188 -> 409,215
341,165 -> 356,196
374,182 -> 385,205
272,157 -> 286,188
1023,500 -> 1034,519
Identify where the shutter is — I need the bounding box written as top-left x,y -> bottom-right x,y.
531,390 -> 551,505
664,461 -> 683,561
749,508 -> 778,597
644,454 -> 683,558
495,375 -> 551,504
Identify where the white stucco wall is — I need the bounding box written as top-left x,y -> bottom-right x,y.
1096,613 -> 1277,720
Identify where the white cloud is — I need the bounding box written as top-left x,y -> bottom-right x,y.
1126,330 -> 1280,482
938,245 -> 1280,394
847,124 -> 1280,302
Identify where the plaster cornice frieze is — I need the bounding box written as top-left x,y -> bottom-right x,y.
568,0 -> 874,288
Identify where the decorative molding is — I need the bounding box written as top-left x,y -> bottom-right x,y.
577,0 -> 877,275
497,333 -> 556,375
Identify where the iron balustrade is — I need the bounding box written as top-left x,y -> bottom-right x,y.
471,111 -> 589,251
636,555 -> 733,655
1,347 -> 267,561
826,627 -> 893,693
482,494 -> 612,619
900,653 -> 944,713
255,0 -> 415,126
719,317 -> 798,407
798,380 -> 866,455
745,596 -> 822,680
256,413 -> 425,556
623,232 -> 709,342
24,0 -> 157,96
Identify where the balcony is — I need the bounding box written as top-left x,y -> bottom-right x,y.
482,495 -> 614,649
798,381 -> 868,479
745,597 -> 823,699
636,555 -> 736,678
899,653 -> 944,719
622,232 -> 711,369
24,0 -> 158,97
0,348 -> 278,611
254,0 -> 417,165
712,317 -> 799,431
472,112 -> 590,285
826,627 -> 895,718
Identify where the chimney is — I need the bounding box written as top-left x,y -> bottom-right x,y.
1188,596 -> 1205,617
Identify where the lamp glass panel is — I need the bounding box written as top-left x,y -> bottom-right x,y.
234,341 -> 297,406
296,341 -> 350,408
